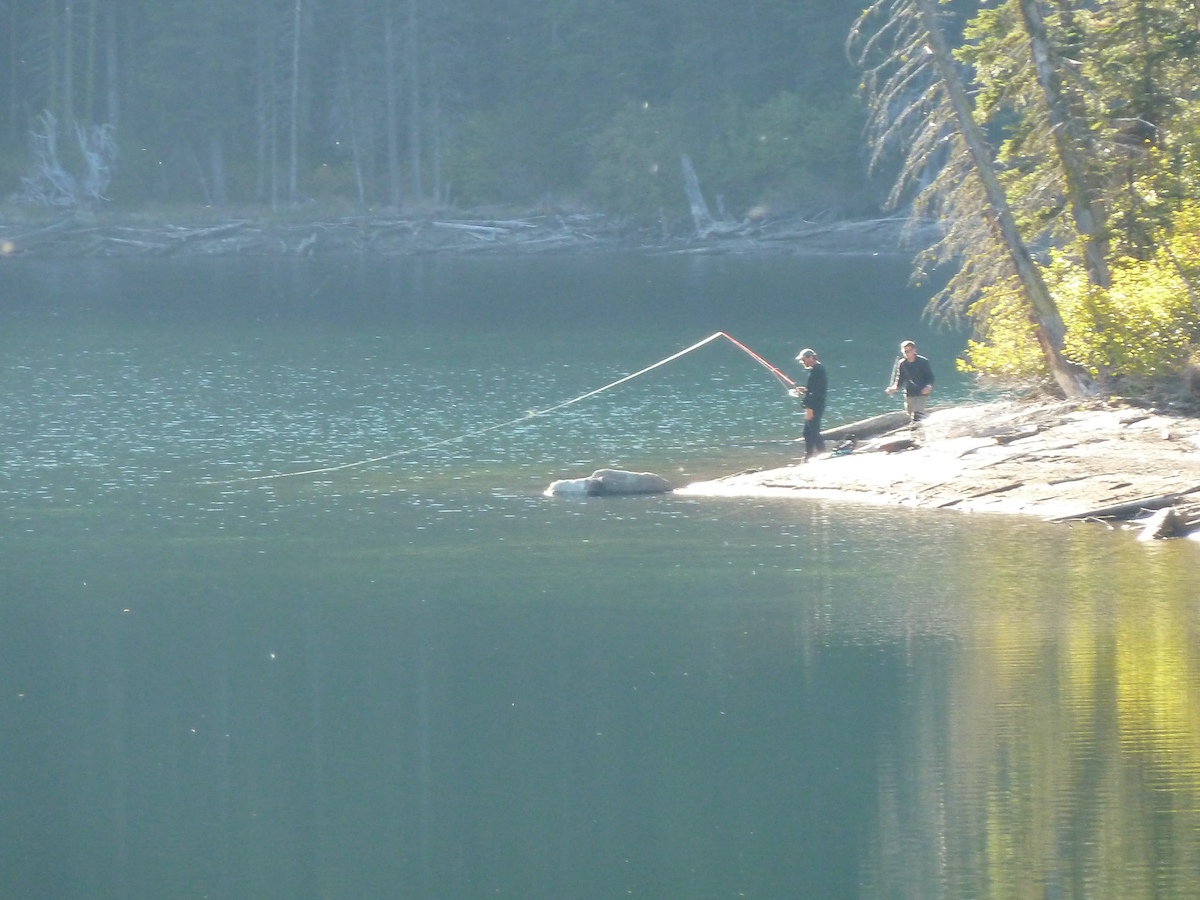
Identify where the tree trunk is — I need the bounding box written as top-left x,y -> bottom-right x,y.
352,128 -> 365,207
1017,0 -> 1111,289
384,5 -> 402,207
339,48 -> 366,207
915,0 -> 1092,398
288,0 -> 302,205
104,1 -> 119,127
431,84 -> 442,204
8,3 -> 20,137
681,154 -> 716,237
254,0 -> 278,209
406,0 -> 423,202
429,14 -> 442,204
84,0 -> 97,123
63,0 -> 75,122
210,133 -> 227,207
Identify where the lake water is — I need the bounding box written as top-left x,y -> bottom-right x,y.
3,253 -> 1200,900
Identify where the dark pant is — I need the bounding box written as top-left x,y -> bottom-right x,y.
803,411 -> 825,459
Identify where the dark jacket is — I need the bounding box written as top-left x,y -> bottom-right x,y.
803,362 -> 827,412
890,355 -> 934,396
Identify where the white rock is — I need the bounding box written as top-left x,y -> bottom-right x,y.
545,468 -> 673,497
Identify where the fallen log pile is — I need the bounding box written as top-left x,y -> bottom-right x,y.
0,210 -> 923,259
0,213 -> 619,257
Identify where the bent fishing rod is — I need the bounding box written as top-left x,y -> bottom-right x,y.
204,331 -> 797,485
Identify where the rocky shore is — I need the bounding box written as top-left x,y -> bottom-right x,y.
677,399 -> 1200,540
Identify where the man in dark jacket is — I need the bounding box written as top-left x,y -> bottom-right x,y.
887,340 -> 935,439
792,348 -> 827,460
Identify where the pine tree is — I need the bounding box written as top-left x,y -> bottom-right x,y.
849,0 -> 1092,396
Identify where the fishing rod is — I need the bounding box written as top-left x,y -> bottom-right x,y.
204,331 -> 797,485
719,331 -> 796,390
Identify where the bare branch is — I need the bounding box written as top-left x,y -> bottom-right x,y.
17,111 -> 118,208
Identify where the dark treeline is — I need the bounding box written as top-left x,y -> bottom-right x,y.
0,0 -> 876,221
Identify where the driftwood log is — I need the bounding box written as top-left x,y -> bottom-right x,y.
1137,507 -> 1185,541
1050,486 -> 1200,539
1048,486 -> 1200,523
819,411 -> 912,444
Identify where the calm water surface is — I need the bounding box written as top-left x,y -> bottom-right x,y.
2,254 -> 1200,900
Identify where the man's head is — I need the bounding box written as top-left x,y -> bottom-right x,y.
901,340 -> 917,361
796,348 -> 817,366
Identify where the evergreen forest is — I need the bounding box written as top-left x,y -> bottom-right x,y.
0,0 -> 872,219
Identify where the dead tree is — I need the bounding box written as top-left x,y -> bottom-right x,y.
680,155 -> 743,239
19,111 -> 117,207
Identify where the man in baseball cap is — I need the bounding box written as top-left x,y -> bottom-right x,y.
792,348 -> 827,460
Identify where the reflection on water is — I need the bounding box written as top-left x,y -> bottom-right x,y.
2,255 -> 1200,900
866,533 -> 1200,900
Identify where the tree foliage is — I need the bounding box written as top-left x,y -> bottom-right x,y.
850,0 -> 1093,396
0,0 -> 870,222
964,202 -> 1200,383
852,0 -> 1200,394
583,92 -> 866,223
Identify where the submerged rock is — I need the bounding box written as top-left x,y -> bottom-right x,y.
545,468 -> 673,497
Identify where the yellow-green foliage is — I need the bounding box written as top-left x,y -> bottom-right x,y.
959,277 -> 1046,379
1056,254 -> 1198,381
962,207 -> 1200,384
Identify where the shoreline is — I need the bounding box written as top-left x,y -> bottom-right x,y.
0,208 -> 931,259
677,399 -> 1200,537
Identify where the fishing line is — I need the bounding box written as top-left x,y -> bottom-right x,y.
203,331 -> 795,485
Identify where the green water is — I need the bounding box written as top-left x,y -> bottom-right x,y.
2,254 -> 1200,900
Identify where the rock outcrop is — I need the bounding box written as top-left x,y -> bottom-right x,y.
679,399 -> 1200,538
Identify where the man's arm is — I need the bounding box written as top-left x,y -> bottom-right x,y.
919,358 -> 934,393
886,357 -> 903,393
